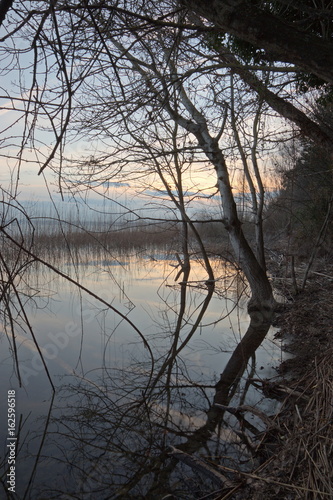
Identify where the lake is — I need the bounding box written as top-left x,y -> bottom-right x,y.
0,248 -> 283,499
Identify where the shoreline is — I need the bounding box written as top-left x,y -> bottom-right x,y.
236,265 -> 333,498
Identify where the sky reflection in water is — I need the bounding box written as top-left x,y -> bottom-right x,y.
0,252 -> 283,498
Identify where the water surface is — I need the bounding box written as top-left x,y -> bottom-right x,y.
0,250 -> 282,498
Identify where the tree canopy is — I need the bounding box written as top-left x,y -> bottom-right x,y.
181,0 -> 333,86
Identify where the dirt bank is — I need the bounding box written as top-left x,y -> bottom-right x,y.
235,266 -> 333,499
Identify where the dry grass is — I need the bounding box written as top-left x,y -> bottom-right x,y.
3,222 -> 181,266
234,271 -> 333,500
296,357 -> 333,497
249,353 -> 333,499
169,358 -> 333,500
207,352 -> 333,500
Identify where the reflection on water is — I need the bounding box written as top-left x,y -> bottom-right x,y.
0,249 -> 282,499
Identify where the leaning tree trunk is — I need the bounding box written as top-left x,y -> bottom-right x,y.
110,35 -> 273,314
166,86 -> 276,430
171,104 -> 274,313
108,36 -> 276,437
182,0 -> 333,86
212,145 -> 274,312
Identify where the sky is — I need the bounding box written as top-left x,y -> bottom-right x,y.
0,13 -> 282,230
0,89 -> 224,224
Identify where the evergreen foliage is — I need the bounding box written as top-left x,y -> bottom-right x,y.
270,107 -> 333,254
226,0 -> 333,99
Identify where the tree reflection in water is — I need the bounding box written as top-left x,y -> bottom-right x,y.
38,257 -> 278,500
0,213 -> 280,499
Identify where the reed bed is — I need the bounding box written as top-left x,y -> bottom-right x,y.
242,351 -> 333,500
33,222 -> 179,251
278,353 -> 333,499
1,221 -> 181,263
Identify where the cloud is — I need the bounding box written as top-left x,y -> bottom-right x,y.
102,181 -> 130,188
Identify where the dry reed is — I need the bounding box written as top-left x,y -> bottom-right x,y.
243,351 -> 333,499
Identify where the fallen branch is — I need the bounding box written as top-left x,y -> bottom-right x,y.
250,379 -> 308,400
214,403 -> 282,432
167,446 -> 237,489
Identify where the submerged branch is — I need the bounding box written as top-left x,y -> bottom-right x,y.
168,446 -> 237,489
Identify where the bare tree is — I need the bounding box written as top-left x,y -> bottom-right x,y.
46,5 -> 279,428
1,0 -> 333,178
3,3 -> 329,496
0,0 -> 313,436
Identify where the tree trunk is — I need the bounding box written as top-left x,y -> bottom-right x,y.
199,136 -> 274,311
182,0 -> 333,85
214,312 -> 272,406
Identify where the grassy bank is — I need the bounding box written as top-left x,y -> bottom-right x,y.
232,263 -> 333,499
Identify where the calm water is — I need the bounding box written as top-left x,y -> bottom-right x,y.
0,250 -> 283,499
